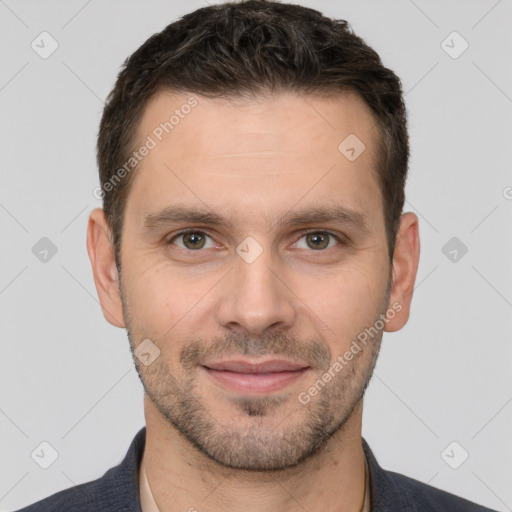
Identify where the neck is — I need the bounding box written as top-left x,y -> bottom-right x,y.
142,395 -> 367,512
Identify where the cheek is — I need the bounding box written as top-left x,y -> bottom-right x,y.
121,258 -> 176,331
122,257 -> 219,342
306,262 -> 388,337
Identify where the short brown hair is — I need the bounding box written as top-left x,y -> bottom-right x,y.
97,0 -> 409,268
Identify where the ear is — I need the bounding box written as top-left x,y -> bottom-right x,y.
384,212 -> 420,332
86,208 -> 125,328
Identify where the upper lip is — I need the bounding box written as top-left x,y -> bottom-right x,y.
202,359 -> 310,373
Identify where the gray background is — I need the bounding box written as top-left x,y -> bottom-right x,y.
1,0 -> 511,510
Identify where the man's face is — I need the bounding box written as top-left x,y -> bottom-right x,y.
118,90 -> 392,470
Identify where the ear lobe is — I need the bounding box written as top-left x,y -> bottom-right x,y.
86,208 -> 125,328
384,212 -> 420,333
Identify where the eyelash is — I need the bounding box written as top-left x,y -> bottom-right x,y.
166,229 -> 344,251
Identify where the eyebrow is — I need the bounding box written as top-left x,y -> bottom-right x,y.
144,204 -> 369,234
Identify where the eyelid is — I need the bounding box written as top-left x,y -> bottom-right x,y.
296,228 -> 343,239
292,229 -> 343,249
166,228 -> 217,248
166,228 -> 345,250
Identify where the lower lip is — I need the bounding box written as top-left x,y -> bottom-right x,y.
202,367 -> 309,395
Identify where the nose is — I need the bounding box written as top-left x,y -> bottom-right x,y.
215,242 -> 297,336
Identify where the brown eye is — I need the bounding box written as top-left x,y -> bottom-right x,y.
170,231 -> 215,250
295,231 -> 340,251
306,232 -> 329,250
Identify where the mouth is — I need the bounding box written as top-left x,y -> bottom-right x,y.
201,358 -> 311,395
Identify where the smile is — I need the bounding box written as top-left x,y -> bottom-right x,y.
201,358 -> 310,395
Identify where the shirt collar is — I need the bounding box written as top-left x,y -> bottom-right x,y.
139,451 -> 161,512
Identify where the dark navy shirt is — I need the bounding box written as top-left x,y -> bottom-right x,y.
15,426 -> 498,512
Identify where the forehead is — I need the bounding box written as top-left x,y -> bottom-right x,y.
136,89 -> 378,160
125,90 -> 383,230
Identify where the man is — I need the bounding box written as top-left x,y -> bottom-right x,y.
16,1 -> 498,511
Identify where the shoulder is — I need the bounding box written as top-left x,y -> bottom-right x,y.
13,427 -> 146,512
384,469 -> 498,511
14,476 -> 105,512
362,437 -> 498,512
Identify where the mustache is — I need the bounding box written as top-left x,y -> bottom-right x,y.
180,331 -> 331,372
